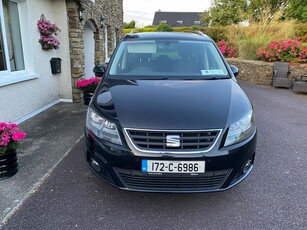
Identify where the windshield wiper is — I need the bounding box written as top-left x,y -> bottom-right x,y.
200,75 -> 230,80
137,77 -> 169,80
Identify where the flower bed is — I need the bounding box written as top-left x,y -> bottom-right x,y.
216,40 -> 238,58
257,38 -> 307,63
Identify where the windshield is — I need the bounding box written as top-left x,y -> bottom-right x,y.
109,40 -> 230,79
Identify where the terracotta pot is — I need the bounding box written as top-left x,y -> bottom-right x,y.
0,150 -> 18,180
83,92 -> 94,105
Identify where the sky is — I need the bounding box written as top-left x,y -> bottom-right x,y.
123,0 -> 211,27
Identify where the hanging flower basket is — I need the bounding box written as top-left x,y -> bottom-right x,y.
37,14 -> 60,50
42,44 -> 54,50
39,36 -> 60,50
37,14 -> 60,36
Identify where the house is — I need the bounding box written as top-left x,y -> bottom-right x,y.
0,0 -> 123,122
152,11 -> 204,27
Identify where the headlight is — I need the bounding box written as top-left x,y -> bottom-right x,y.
86,107 -> 122,145
224,110 -> 255,146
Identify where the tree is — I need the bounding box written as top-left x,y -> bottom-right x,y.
205,0 -> 248,26
283,0 -> 307,22
203,0 -> 295,26
123,20 -> 136,29
248,0 -> 289,23
200,11 -> 210,26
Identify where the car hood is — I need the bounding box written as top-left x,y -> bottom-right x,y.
95,79 -> 252,130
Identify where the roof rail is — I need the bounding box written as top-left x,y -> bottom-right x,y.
192,31 -> 206,36
123,30 -> 140,39
129,30 -> 139,34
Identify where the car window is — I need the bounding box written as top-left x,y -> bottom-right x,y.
109,40 -> 229,79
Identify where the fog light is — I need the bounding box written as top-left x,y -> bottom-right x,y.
242,160 -> 252,174
90,159 -> 101,172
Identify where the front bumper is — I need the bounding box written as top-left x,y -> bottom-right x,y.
85,128 -> 257,193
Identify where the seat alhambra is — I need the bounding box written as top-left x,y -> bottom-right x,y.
85,32 -> 257,193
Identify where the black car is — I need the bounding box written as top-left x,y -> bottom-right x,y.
85,32 -> 257,193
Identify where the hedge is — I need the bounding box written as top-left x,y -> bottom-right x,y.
123,24 -> 307,42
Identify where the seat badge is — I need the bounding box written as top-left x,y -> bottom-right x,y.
166,135 -> 180,147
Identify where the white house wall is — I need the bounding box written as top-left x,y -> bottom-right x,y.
0,0 -> 72,122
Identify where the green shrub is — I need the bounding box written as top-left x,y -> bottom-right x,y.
171,27 -> 193,32
122,22 -> 307,62
123,28 -> 156,34
156,22 -> 172,32
203,27 -> 228,42
294,23 -> 307,37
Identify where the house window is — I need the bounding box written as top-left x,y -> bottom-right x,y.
177,20 -> 183,25
194,21 -> 201,25
0,0 -> 36,87
0,19 -> 7,71
0,0 -> 25,73
160,20 -> 167,24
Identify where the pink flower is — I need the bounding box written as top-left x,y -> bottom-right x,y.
76,77 -> 101,92
12,132 -> 26,141
0,122 -> 26,151
216,40 -> 238,58
0,122 -> 6,131
0,134 -> 10,146
257,38 -> 307,63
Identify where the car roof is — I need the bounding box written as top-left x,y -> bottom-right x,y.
122,32 -> 212,42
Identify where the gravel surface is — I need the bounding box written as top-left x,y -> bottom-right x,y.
2,82 -> 307,230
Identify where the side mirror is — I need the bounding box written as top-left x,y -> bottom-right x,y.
230,65 -> 239,77
93,64 -> 105,78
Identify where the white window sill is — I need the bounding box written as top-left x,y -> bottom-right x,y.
0,73 -> 39,87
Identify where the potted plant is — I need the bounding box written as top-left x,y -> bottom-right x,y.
0,122 -> 26,179
76,77 -> 101,105
37,16 -> 60,50
39,36 -> 60,50
37,18 -> 60,36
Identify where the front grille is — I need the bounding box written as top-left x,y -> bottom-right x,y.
114,168 -> 231,191
125,129 -> 221,152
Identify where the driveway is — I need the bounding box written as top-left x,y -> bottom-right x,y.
2,82 -> 307,230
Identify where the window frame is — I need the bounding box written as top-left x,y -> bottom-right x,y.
0,0 -> 38,87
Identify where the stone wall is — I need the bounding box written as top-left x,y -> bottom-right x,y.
226,59 -> 307,86
66,0 -> 123,102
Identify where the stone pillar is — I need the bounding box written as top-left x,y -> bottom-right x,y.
66,0 -> 83,102
65,0 -> 123,102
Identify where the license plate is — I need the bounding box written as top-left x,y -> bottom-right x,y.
142,160 -> 205,174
